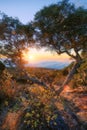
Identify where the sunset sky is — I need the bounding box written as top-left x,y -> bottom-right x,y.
0,0 -> 87,64
22,48 -> 70,64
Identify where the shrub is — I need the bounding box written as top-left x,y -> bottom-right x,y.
19,86 -> 58,130
0,69 -> 15,101
70,59 -> 87,89
20,100 -> 57,130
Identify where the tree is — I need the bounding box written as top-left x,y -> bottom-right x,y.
34,0 -> 87,94
0,12 -> 34,68
0,13 -> 46,87
0,61 -> 5,74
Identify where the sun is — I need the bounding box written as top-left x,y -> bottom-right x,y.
22,49 -> 35,63
29,55 -> 33,59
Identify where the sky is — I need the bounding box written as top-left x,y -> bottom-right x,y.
22,48 -> 70,64
0,0 -> 87,64
0,0 -> 87,24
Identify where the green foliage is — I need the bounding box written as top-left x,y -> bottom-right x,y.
21,101 -> 57,130
70,59 -> 87,89
0,69 -> 12,85
0,12 -> 34,67
81,50 -> 87,59
19,86 -> 58,130
34,0 -> 87,61
0,69 -> 15,103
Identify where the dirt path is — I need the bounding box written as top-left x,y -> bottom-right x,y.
59,85 -> 87,129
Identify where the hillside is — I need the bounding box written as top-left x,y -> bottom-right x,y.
0,61 -> 87,130
27,61 -> 71,70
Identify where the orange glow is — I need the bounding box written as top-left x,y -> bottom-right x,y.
22,49 -> 35,63
21,48 -> 70,64
29,55 -> 33,59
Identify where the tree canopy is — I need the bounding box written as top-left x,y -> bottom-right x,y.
34,0 -> 87,62
0,0 -> 87,66
0,12 -> 34,66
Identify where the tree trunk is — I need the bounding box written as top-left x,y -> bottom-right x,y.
0,61 -> 5,74
57,60 -> 82,95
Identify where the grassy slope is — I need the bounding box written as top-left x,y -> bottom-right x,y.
0,64 -> 87,130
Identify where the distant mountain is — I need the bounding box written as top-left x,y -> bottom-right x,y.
0,58 -> 71,70
28,61 -> 71,70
